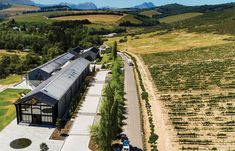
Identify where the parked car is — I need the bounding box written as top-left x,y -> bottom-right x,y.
122,139 -> 130,151
127,59 -> 134,66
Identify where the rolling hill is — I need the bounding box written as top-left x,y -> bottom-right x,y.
0,0 -> 34,5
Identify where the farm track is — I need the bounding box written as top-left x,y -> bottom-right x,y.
131,52 -> 179,151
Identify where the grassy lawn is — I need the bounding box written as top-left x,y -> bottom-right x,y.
52,14 -> 124,25
0,75 -> 22,85
0,89 -> 30,131
106,30 -> 233,54
159,12 -> 203,23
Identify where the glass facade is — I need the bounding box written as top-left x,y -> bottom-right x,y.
20,99 -> 54,125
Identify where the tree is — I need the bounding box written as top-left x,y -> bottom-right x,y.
112,41 -> 117,60
91,60 -> 124,151
40,143 -> 49,151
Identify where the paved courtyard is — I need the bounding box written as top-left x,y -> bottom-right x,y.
61,70 -> 108,151
0,119 -> 64,151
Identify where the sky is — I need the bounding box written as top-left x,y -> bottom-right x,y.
32,0 -> 235,8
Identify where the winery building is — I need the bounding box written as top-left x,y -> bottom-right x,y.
27,47 -> 99,87
15,57 -> 90,125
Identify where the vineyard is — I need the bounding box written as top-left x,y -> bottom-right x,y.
143,42 -> 235,150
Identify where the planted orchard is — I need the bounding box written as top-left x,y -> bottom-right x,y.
143,43 -> 235,150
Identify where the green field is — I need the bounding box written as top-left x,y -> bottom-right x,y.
0,75 -> 22,85
159,12 -> 203,23
139,10 -> 160,18
11,13 -> 53,23
117,14 -> 143,25
142,42 -> 235,150
0,89 -> 30,131
106,31 -> 232,54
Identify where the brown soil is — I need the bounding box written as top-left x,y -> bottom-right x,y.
49,120 -> 73,140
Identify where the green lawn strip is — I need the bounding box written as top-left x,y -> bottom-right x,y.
0,75 -> 22,85
0,89 -> 30,131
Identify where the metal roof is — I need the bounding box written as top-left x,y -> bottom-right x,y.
42,57 -> 90,100
16,57 -> 90,105
40,52 -> 75,73
29,52 -> 75,75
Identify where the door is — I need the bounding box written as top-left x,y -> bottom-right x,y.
32,115 -> 41,124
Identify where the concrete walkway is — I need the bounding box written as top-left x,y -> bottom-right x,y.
61,70 -> 109,151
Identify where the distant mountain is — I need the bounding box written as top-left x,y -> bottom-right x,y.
0,0 -> 35,5
59,2 -> 97,10
0,2 -> 10,10
100,6 -> 118,10
134,2 -> 156,9
77,2 -> 97,10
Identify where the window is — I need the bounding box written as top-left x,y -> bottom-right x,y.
22,114 -> 32,123
20,99 -> 54,124
41,116 -> 53,123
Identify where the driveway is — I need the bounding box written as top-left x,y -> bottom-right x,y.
119,53 -> 143,150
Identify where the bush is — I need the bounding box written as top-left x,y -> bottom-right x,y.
119,38 -> 127,43
141,91 -> 149,100
40,143 -> 49,151
148,133 -> 159,144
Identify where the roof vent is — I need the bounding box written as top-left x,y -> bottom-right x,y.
42,88 -> 48,92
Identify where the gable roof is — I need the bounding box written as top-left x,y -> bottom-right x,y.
30,52 -> 75,75
16,57 -> 90,106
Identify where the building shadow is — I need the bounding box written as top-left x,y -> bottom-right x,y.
130,145 -> 143,151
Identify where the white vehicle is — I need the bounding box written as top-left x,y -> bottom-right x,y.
127,59 -> 134,66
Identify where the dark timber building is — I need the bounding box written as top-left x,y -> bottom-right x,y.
27,47 -> 99,87
15,58 -> 90,125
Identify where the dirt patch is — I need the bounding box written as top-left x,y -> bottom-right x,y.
50,120 -> 73,140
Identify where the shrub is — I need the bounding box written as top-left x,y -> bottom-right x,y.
40,143 -> 49,151
148,133 -> 159,144
141,91 -> 149,100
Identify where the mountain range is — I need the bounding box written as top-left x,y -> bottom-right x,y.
0,0 -> 156,10
59,2 -> 97,10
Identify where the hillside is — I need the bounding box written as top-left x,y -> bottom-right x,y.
0,5 -> 39,17
171,7 -> 235,35
156,3 -> 235,18
159,12 -> 203,23
139,10 -> 160,18
0,0 -> 34,5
